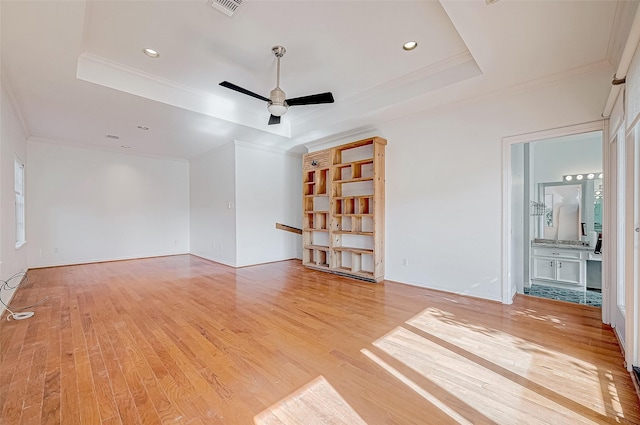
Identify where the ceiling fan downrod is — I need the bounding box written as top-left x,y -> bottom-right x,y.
269,46 -> 288,116
272,45 -> 286,88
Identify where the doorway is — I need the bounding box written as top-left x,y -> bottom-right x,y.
502,121 -> 608,318
525,133 -> 603,306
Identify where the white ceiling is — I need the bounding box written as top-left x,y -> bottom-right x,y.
1,1 -> 636,159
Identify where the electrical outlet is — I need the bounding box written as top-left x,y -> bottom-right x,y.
402,258 -> 409,266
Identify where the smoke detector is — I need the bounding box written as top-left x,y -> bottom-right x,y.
209,0 -> 243,17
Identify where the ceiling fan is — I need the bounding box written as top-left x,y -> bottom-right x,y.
219,46 -> 334,125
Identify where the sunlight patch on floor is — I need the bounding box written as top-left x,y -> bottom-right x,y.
254,376 -> 367,425
361,348 -> 473,425
406,307 -> 613,416
372,326 -> 614,424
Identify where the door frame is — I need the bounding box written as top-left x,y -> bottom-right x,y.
605,125 -> 622,334
501,120 -> 608,319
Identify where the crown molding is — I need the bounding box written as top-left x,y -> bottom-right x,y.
491,60 -> 612,101
28,136 -> 189,163
302,126 -> 381,152
605,0 -> 639,70
392,59 -> 613,129
233,139 -> 302,158
502,120 -> 605,146
77,52 -> 291,138
292,51 -> 480,131
79,52 -> 212,98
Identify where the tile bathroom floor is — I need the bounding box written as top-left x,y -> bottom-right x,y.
524,284 -> 602,307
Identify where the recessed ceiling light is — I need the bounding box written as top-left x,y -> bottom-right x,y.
402,41 -> 418,51
137,125 -> 149,130
143,48 -> 159,58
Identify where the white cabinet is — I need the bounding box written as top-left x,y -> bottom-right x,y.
531,247 -> 587,289
555,258 -> 582,284
533,257 -> 556,281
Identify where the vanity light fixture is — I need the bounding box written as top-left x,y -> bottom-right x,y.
402,41 -> 418,51
143,48 -> 160,58
563,172 -> 602,182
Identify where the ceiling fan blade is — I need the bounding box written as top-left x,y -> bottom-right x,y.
268,115 -> 281,125
219,81 -> 269,102
286,92 -> 334,106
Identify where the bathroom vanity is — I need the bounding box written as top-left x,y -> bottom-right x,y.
529,177 -> 603,291
531,240 -> 601,291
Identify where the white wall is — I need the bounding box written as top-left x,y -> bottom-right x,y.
235,142 -> 302,267
0,76 -> 29,312
189,142 -> 237,266
26,140 -> 189,267
381,66 -> 611,301
532,132 -> 602,184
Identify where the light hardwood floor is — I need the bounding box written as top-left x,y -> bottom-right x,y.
1,255 -> 639,424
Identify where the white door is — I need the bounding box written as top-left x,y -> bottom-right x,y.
608,129 -> 626,341
625,124 -> 639,370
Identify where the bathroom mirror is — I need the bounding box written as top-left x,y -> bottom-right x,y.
592,178 -> 603,233
536,182 -> 585,241
534,179 -> 603,244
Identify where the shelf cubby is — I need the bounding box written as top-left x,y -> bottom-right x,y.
303,245 -> 330,269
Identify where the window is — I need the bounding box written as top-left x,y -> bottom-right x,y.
15,158 -> 25,248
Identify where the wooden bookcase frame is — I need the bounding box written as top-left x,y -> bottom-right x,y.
302,137 -> 386,282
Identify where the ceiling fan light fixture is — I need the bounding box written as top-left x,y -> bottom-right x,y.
267,103 -> 288,117
268,86 -> 288,116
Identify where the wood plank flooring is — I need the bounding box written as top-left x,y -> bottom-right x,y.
1,255 -> 639,424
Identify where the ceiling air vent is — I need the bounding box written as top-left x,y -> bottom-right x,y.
209,0 -> 243,17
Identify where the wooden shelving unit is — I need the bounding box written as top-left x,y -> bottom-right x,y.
302,137 -> 386,282
302,149 -> 331,270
